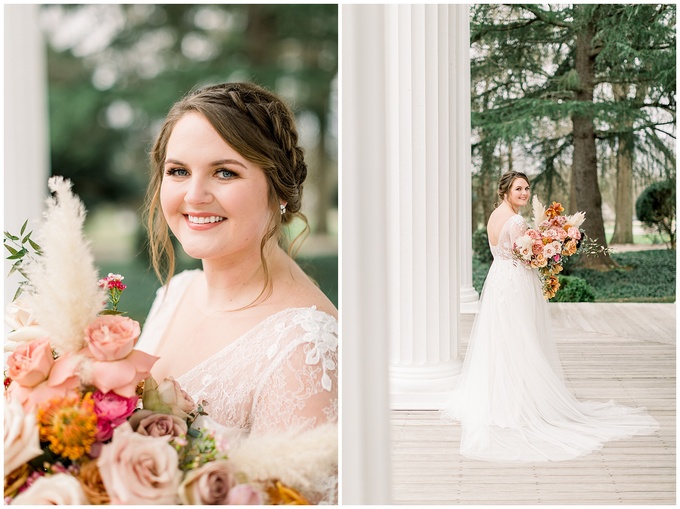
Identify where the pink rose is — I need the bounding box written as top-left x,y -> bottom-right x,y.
82,348 -> 158,398
557,228 -> 568,241
227,484 -> 264,505
98,422 -> 181,504
567,227 -> 581,240
532,241 -> 544,255
544,228 -> 559,241
8,353 -> 80,412
7,338 -> 54,388
129,410 -> 187,438
85,315 -> 140,361
526,229 -> 541,240
178,460 -> 236,505
93,391 -> 138,441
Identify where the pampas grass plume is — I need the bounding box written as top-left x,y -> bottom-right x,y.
566,211 -> 586,229
532,195 -> 546,227
22,177 -> 106,354
229,422 -> 338,494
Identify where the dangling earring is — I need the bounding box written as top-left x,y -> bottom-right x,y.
280,203 -> 286,215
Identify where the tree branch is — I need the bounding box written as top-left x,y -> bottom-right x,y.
516,4 -> 573,28
471,17 -> 540,44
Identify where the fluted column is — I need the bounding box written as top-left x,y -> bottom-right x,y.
4,5 -> 50,311
387,4 -> 463,409
456,4 -> 480,314
341,4 -> 392,505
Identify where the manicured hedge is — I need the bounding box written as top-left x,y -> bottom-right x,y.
550,275 -> 596,302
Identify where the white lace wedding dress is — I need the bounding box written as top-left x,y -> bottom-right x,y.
136,269 -> 338,500
441,214 -> 658,462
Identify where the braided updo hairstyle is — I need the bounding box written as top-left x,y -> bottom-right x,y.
495,170 -> 530,207
146,82 -> 309,292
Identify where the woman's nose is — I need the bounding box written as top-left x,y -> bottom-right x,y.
184,177 -> 213,204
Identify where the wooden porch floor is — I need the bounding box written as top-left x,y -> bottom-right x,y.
392,303 -> 676,504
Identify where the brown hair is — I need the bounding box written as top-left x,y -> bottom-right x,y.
496,171 -> 530,207
145,82 -> 309,304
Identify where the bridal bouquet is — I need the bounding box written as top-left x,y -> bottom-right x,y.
512,196 -> 586,299
4,177 -> 326,505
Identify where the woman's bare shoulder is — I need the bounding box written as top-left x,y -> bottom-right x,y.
286,276 -> 338,319
270,258 -> 338,319
487,208 -> 515,243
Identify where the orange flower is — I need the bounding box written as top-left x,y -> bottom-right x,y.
545,202 -> 564,219
266,480 -> 310,505
548,264 -> 564,275
543,275 -> 560,299
37,393 -> 98,461
563,239 -> 577,256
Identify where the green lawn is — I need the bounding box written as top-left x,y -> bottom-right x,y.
472,249 -> 676,303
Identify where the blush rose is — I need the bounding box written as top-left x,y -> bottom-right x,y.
226,484 -> 265,505
97,422 -> 181,505
4,398 -> 43,475
129,410 -> 188,438
7,337 -> 54,388
11,473 -> 88,505
178,460 -> 236,505
8,352 -> 81,412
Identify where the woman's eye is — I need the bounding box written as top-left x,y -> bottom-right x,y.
165,168 -> 189,177
216,169 -> 237,179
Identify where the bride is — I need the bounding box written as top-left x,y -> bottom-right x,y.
136,82 -> 338,497
441,170 -> 658,462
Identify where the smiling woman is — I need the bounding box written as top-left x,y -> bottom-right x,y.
160,112 -> 273,267
137,82 -> 338,502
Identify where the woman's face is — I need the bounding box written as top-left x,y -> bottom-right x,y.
505,177 -> 530,211
160,112 -> 274,263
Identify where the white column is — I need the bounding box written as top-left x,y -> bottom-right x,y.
4,5 -> 50,309
341,4 -> 392,505
387,4 -> 463,410
456,4 -> 480,314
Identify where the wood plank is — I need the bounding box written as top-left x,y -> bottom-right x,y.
390,303 -> 676,505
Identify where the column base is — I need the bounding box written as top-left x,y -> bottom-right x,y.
389,360 -> 462,409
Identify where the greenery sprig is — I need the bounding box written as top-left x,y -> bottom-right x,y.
4,220 -> 42,301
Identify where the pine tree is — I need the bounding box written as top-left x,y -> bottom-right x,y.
470,4 -> 676,267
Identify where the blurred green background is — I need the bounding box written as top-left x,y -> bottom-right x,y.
39,4 -> 338,323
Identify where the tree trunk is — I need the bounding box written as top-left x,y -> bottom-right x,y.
571,8 -> 615,269
610,83 -> 634,244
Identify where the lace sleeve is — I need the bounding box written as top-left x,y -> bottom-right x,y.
250,325 -> 338,436
507,215 -> 529,244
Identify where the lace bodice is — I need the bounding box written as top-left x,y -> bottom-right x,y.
490,214 -> 528,261
136,270 -> 338,437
